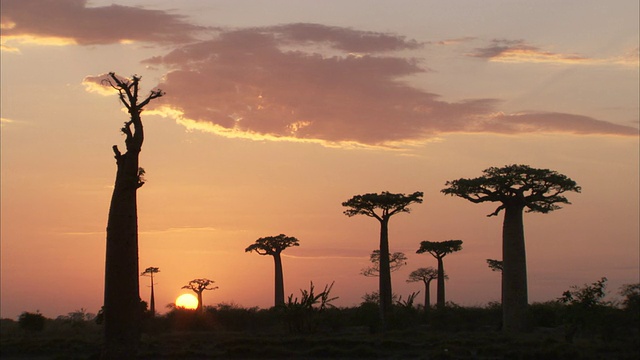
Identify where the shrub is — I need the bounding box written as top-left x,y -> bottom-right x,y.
18,311 -> 46,333
558,277 -> 610,342
283,281 -> 338,333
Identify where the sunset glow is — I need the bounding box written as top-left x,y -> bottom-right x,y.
0,0 -> 637,321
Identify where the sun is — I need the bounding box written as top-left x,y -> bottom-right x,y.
175,293 -> 198,310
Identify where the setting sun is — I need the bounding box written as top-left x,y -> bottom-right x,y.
175,293 -> 198,310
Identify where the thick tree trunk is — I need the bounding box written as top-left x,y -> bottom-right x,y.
196,291 -> 203,313
378,219 -> 392,323
102,74 -> 161,359
502,204 -> 528,332
274,252 -> 285,306
423,279 -> 431,311
104,145 -> 142,359
436,257 -> 446,309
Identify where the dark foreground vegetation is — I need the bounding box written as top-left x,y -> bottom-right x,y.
2,291 -> 638,360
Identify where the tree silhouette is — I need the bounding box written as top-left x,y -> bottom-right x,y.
245,234 -> 300,307
141,267 -> 160,315
486,259 -> 503,273
416,240 -> 463,309
407,267 -> 445,310
342,191 -> 423,324
361,250 -> 407,277
442,164 -> 580,332
102,73 -> 163,359
182,278 -> 218,313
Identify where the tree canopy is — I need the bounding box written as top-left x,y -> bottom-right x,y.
361,250 -> 407,277
245,234 -> 300,255
182,278 -> 218,293
417,240 -> 463,258
141,267 -> 160,276
342,191 -> 423,221
407,267 -> 442,284
442,164 -> 581,216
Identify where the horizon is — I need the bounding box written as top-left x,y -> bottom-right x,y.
1,0 -> 638,320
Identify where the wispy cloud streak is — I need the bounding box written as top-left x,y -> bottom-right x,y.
470,39 -> 639,67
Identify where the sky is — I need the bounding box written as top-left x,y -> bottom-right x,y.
1,0 -> 638,320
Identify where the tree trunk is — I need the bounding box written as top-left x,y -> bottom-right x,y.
273,252 -> 285,306
502,204 -> 528,332
423,279 -> 431,311
196,291 -> 203,313
436,256 -> 445,309
378,218 -> 392,324
149,277 -> 155,316
103,117 -> 142,359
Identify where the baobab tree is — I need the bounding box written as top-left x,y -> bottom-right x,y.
245,234 -> 300,307
416,240 -> 463,309
182,278 -> 218,313
102,73 -> 163,359
342,191 -> 423,324
407,267 -> 444,310
361,250 -> 407,277
141,267 -> 160,315
442,164 -> 580,332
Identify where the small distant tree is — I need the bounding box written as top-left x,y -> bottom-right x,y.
141,267 -> 160,315
182,278 -> 218,313
18,311 -> 46,333
342,191 -> 423,325
361,250 -> 407,277
245,234 -> 300,307
416,240 -> 463,309
443,164 -> 580,332
407,267 -> 443,310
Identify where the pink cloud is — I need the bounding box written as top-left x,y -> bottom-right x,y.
1,0 -> 204,45
134,27 -> 637,146
270,23 -> 422,52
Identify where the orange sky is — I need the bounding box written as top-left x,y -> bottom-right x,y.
1,0 -> 638,320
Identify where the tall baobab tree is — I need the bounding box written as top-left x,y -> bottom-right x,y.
245,234 -> 300,307
417,240 -> 463,309
141,267 -> 160,315
361,250 -> 407,277
182,278 -> 218,313
102,73 -> 163,359
442,164 -> 580,332
407,267 -> 444,310
342,191 -> 423,325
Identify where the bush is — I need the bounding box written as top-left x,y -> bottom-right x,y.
528,301 -> 563,328
18,311 -> 46,333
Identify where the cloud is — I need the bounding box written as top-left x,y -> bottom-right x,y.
479,112 -> 639,136
130,26 -> 637,147
470,39 -> 639,67
430,36 -> 477,46
0,0 -> 204,48
76,24 -> 637,147
270,23 -> 422,53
